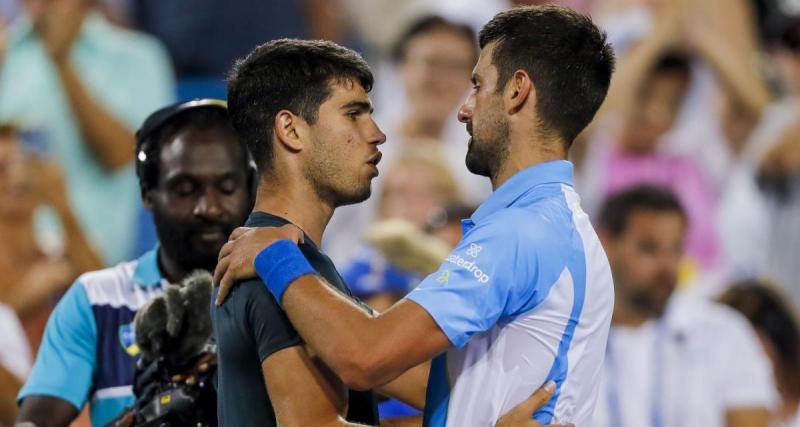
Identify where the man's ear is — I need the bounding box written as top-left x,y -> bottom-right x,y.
274,110 -> 306,152
506,69 -> 533,115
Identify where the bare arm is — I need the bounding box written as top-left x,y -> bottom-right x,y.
684,0 -> 772,118
278,275 -> 451,391
214,227 -> 452,391
381,417 -> 422,427
0,366 -> 22,426
262,345 -> 371,427
377,381 -> 577,427
15,396 -> 79,427
376,361 -> 429,410
0,261 -> 73,318
37,1 -> 135,172
32,159 -> 103,272
725,408 -> 770,427
54,60 -> 137,171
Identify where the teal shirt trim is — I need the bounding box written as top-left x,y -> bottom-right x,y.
131,246 -> 163,288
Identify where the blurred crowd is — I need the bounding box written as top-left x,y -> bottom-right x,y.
1,0 -> 800,426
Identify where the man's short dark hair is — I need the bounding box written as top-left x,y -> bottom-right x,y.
598,185 -> 687,237
478,5 -> 615,146
391,15 -> 478,63
227,39 -> 374,175
138,107 -> 236,194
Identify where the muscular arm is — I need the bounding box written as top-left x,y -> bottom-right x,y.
262,345 -> 370,427
54,59 -> 136,171
280,275 -> 451,390
376,361 -> 429,410
15,396 -> 79,427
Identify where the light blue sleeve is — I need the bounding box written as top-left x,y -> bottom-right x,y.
405,215 -> 542,349
18,281 -> 97,411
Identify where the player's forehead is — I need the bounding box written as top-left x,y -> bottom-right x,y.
472,42 -> 498,85
321,79 -> 372,111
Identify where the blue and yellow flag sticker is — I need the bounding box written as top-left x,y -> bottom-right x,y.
436,269 -> 451,284
119,323 -> 140,357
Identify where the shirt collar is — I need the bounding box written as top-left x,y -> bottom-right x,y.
131,246 -> 164,288
470,160 -> 574,224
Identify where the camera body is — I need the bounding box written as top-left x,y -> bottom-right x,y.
131,355 -> 217,427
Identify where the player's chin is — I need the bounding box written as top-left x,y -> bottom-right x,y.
336,182 -> 372,207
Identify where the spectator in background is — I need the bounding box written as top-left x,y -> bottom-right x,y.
593,185 -> 777,427
0,303 -> 32,426
0,125 -> 101,352
576,25 -> 719,271
342,146 -> 460,312
15,100 -> 252,427
689,14 -> 800,298
719,282 -> 800,427
380,14 -> 488,204
387,16 -> 477,149
578,1 -> 774,275
0,0 -> 174,265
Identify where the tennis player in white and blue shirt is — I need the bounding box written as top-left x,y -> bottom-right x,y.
404,159 -> 615,425
213,5 -> 617,426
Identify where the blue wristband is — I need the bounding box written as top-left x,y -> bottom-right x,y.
254,240 -> 316,305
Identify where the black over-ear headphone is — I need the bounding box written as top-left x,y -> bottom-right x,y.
134,99 -> 258,204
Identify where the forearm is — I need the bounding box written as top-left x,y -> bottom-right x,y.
2,262 -> 72,317
381,416 -> 422,427
282,276 -> 404,389
0,365 -> 22,426
54,60 -> 135,171
698,42 -> 771,117
725,407 -> 770,427
585,31 -> 670,140
376,362 -> 429,410
281,275 -> 443,390
51,200 -> 103,272
16,395 -> 79,427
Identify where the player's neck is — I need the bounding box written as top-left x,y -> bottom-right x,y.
253,179 -> 333,246
491,133 -> 567,190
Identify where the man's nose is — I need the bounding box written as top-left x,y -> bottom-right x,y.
458,99 -> 473,124
194,191 -> 223,219
368,119 -> 387,146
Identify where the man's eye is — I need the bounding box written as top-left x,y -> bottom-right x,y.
173,181 -> 196,196
346,111 -> 359,120
218,177 -> 237,194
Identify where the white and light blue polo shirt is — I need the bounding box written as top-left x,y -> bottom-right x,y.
406,160 -> 615,426
18,248 -> 165,426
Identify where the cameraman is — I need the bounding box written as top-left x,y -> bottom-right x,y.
14,99 -> 253,427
